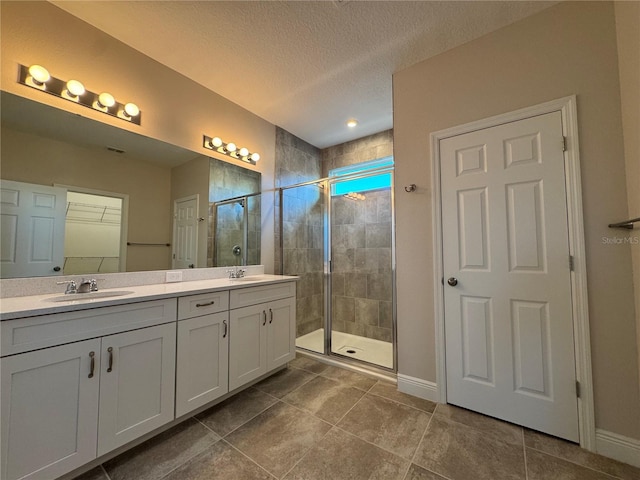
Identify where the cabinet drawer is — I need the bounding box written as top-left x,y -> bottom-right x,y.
178,291 -> 229,320
229,282 -> 296,310
1,299 -> 177,357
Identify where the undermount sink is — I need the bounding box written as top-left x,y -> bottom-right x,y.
228,275 -> 266,282
45,290 -> 135,302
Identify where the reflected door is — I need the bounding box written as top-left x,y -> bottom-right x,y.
173,195 -> 198,269
441,111 -> 578,441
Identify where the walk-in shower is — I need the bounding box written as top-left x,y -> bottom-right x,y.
279,158 -> 395,370
212,193 -> 261,267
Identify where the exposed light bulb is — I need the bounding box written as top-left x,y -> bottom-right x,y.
250,152 -> 260,162
346,119 -> 358,128
28,65 -> 50,84
124,102 -> 140,117
66,80 -> 85,97
98,92 -> 116,108
239,147 -> 249,157
212,137 -> 223,148
226,142 -> 237,153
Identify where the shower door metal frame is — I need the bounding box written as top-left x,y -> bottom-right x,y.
213,191 -> 261,267
278,167 -> 397,373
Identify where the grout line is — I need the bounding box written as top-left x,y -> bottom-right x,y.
365,387 -> 437,415
279,425 -> 335,479
99,464 -> 112,480
525,446 -> 625,480
213,400 -> 281,439
522,428 -> 529,480
221,439 -> 279,480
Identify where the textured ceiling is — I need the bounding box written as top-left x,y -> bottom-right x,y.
51,1 -> 555,148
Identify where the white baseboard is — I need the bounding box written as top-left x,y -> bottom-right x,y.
595,429 -> 640,468
397,374 -> 439,403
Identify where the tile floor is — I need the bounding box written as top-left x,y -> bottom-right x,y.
74,355 -> 640,480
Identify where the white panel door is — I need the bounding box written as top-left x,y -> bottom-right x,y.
1,339 -> 100,480
0,180 -> 66,278
266,297 -> 296,370
229,303 -> 268,391
441,112 -> 579,441
97,323 -> 176,456
176,312 -> 229,417
172,195 -> 198,269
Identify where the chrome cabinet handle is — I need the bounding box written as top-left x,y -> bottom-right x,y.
262,310 -> 266,326
269,308 -> 273,324
196,301 -> 215,307
223,320 -> 228,338
107,347 -> 113,372
88,351 -> 95,378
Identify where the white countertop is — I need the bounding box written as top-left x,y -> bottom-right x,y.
0,274 -> 298,321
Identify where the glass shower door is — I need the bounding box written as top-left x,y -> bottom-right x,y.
280,181 -> 326,355
329,172 -> 394,369
214,199 -> 246,267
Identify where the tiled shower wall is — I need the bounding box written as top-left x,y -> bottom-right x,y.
323,130 -> 394,343
274,127 -> 324,337
208,159 -> 261,267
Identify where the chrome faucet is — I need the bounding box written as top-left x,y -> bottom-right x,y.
56,280 -> 77,294
77,279 -> 93,293
227,267 -> 246,279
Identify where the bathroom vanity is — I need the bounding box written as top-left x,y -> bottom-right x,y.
0,274 -> 296,480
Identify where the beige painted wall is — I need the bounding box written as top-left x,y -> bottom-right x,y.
170,156 -> 210,269
615,1 -> 640,394
0,0 -> 276,273
394,1 -> 639,439
1,125 -> 172,272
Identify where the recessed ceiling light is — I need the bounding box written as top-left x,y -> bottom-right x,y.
346,119 -> 358,128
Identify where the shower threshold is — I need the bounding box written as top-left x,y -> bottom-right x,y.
296,328 -> 393,369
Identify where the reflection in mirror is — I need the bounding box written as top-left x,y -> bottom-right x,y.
0,91 -> 261,279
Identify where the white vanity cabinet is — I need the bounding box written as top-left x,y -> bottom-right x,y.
229,282 -> 296,390
0,299 -> 177,480
175,292 -> 230,417
0,339 -> 101,480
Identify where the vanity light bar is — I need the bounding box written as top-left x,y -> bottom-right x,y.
203,135 -> 260,165
17,64 -> 141,126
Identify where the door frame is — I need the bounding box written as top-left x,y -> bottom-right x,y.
430,96 -> 595,450
172,194 -> 199,269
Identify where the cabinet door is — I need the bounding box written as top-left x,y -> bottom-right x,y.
229,304 -> 267,391
97,323 -> 176,456
176,312 -> 229,417
1,339 -> 100,480
267,297 -> 296,370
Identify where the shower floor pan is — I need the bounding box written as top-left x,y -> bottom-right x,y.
296,328 -> 393,369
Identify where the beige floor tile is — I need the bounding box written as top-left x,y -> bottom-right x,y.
369,381 -> 437,413
71,466 -> 108,480
225,402 -> 331,478
434,403 -> 523,446
413,415 -> 526,480
526,448 -> 620,480
319,365 -> 377,390
283,427 -> 409,480
103,418 -> 220,480
162,441 -> 275,480
288,355 -> 330,374
404,464 -> 449,480
283,375 -> 365,424
196,387 -> 278,436
253,367 -> 315,398
338,393 -> 431,459
524,429 -> 640,480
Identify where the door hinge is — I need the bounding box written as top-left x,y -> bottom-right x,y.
576,380 -> 581,398
569,255 -> 574,271
562,136 -> 568,152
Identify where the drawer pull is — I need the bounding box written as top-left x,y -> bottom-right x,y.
107,347 -> 114,372
262,310 -> 267,326
269,308 -> 273,324
196,301 -> 215,307
88,351 -> 95,378
223,320 -> 228,338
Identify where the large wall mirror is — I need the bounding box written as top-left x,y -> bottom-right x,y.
0,91 -> 261,279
